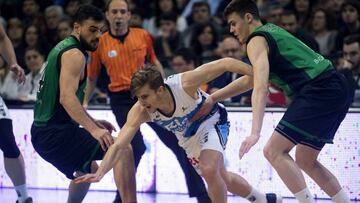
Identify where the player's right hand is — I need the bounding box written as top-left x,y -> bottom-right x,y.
92,128 -> 114,151
189,96 -> 214,122
74,172 -> 103,184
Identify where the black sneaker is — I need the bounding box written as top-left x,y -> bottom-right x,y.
266,193 -> 282,203
113,191 -> 122,203
16,197 -> 33,203
197,195 -> 212,203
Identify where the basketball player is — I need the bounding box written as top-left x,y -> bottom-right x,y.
75,60 -> 282,203
30,5 -> 136,202
193,1 -> 352,202
0,22 -> 32,203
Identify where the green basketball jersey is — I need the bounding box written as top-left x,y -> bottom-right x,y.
247,23 -> 333,99
33,36 -> 89,126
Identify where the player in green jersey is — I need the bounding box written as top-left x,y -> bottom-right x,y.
194,0 -> 352,203
31,5 -> 136,203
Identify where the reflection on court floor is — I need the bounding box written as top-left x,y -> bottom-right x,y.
0,188 -> 352,203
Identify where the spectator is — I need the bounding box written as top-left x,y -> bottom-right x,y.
180,1 -> 223,48
6,18 -> 26,70
281,10 -> 320,52
335,0 -> 360,51
57,18 -> 73,41
143,0 -> 187,37
181,0 -> 223,18
18,46 -> 45,103
285,0 -> 318,29
21,0 -> 41,26
44,5 -> 64,46
339,34 -> 360,106
23,24 -> 51,56
309,8 -> 338,56
323,0 -> 346,30
154,13 -> 182,70
129,8 -> 145,28
64,0 -> 82,17
190,22 -> 220,64
23,24 -> 40,48
187,1 -> 211,25
265,3 -> 284,26
170,47 -> 208,91
176,0 -> 190,14
208,35 -> 249,104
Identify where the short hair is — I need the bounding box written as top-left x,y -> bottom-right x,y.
156,12 -> 178,27
224,0 -> 260,20
131,7 -> 145,19
343,34 -> 360,46
45,5 -> 64,16
310,7 -> 334,31
130,65 -> 164,96
281,9 -> 298,21
25,45 -> 44,56
105,0 -> 129,11
159,12 -> 177,23
173,48 -> 196,64
23,0 -> 39,5
58,17 -> 73,27
192,1 -> 210,13
73,4 -> 104,24
341,0 -> 360,13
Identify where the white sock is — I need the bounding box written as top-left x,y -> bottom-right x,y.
246,187 -> 266,203
294,188 -> 315,203
332,188 -> 351,203
14,184 -> 28,203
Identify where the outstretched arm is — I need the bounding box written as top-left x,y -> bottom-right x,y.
211,75 -> 253,103
0,24 -> 25,83
182,57 -> 252,95
239,36 -> 270,158
189,75 -> 254,122
75,103 -> 151,183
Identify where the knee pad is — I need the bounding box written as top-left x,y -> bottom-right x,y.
0,119 -> 20,158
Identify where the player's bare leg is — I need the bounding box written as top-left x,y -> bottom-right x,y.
199,149 -> 227,203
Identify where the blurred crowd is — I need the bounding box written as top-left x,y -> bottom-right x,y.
0,0 -> 359,107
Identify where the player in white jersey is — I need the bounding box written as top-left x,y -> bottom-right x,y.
0,23 -> 31,203
75,60 -> 282,203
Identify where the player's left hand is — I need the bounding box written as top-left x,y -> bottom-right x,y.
96,120 -> 116,133
74,173 -> 103,184
10,64 -> 26,84
239,134 -> 260,159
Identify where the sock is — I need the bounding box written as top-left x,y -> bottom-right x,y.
14,184 -> 28,203
332,188 -> 351,203
294,188 -> 315,203
246,187 -> 266,203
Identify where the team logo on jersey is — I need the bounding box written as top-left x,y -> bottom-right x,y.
200,132 -> 209,144
108,50 -> 117,58
0,105 -> 5,116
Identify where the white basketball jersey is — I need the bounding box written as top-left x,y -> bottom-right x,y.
0,96 -> 11,120
148,74 -> 209,146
